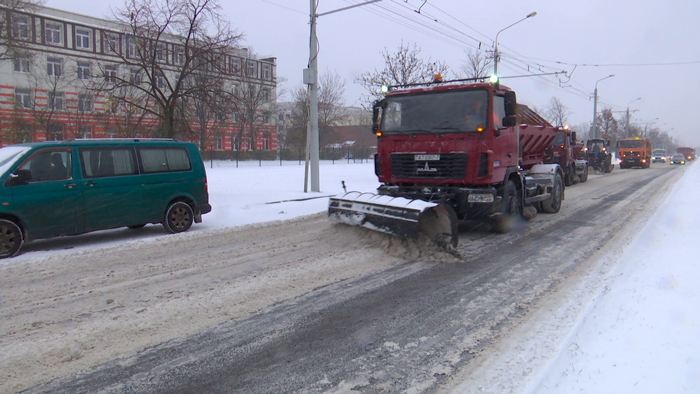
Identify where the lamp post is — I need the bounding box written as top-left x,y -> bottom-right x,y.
493,11 -> 537,78
625,97 -> 641,138
305,0 -> 382,192
592,74 -> 615,139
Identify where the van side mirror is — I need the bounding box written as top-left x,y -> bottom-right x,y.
8,169 -> 32,186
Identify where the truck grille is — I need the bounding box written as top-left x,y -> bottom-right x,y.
390,153 -> 467,179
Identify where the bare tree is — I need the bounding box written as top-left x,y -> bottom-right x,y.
229,58 -> 276,153
544,97 -> 571,127
597,108 -> 620,142
95,0 -> 242,138
460,49 -> 492,79
356,42 -> 448,108
288,71 -> 347,148
0,0 -> 43,62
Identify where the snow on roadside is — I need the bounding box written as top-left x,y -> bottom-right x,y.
525,162 -> 700,393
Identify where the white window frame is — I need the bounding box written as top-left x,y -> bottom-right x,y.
15,88 -> 32,108
47,57 -> 62,77
104,32 -> 119,54
173,46 -> 185,65
48,91 -> 65,110
12,14 -> 30,39
104,65 -> 117,83
126,36 -> 137,58
262,63 -> 271,80
45,21 -> 63,45
75,27 -> 92,50
14,58 -> 30,73
77,61 -> 90,80
246,60 -> 257,78
78,94 -> 93,112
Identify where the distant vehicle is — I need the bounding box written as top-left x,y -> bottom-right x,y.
670,153 -> 686,165
652,149 -> 666,163
676,147 -> 696,161
0,139 -> 211,258
617,137 -> 652,169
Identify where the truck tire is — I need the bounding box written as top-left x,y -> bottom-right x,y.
493,180 -> 521,234
541,172 -> 563,214
564,165 -> 574,186
579,164 -> 589,183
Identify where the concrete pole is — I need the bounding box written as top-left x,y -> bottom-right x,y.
307,0 -> 320,192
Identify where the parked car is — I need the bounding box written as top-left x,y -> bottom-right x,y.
0,139 -> 211,257
669,153 -> 686,165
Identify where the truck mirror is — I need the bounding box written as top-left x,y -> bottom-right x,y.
372,99 -> 385,134
571,131 -> 577,142
502,116 -> 517,128
503,91 -> 517,116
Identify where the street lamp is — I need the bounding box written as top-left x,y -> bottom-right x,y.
591,74 -> 615,139
625,97 -> 641,138
305,0 -> 383,192
493,11 -> 537,78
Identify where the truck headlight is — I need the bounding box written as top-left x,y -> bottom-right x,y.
468,193 -> 495,203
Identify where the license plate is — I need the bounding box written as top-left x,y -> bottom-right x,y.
414,154 -> 440,161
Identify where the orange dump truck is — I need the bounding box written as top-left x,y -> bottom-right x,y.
617,137 -> 652,169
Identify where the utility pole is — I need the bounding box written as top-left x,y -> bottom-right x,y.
493,12 -> 537,78
592,74 -> 614,139
304,0 -> 382,193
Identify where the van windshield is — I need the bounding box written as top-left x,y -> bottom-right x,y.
0,146 -> 31,176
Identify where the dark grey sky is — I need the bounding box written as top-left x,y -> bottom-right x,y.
47,0 -> 700,147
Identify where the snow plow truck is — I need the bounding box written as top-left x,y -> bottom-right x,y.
328,79 -> 565,248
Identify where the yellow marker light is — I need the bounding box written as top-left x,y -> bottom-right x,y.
433,74 -> 443,82
2,202 -> 8,206
477,126 -> 484,132
375,131 -> 383,137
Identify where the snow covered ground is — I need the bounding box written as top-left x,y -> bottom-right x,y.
205,159 -> 700,393
5,158 -> 699,392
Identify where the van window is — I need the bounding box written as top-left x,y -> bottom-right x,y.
17,149 -> 72,182
139,147 -> 192,173
81,148 -> 137,178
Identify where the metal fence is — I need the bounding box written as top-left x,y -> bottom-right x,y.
203,146 -> 377,167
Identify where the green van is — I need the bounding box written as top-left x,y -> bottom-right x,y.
0,139 -> 212,257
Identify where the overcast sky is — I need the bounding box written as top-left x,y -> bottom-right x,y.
45,0 -> 700,147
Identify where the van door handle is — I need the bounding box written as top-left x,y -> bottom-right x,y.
86,182 -> 97,187
65,183 -> 77,189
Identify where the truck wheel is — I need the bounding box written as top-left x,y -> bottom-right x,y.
493,180 -> 521,234
564,166 -> 574,186
0,219 -> 23,258
579,164 -> 589,183
541,172 -> 563,214
163,201 -> 194,233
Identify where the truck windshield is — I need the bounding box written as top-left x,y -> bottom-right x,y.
618,140 -> 645,148
653,149 -> 666,155
381,89 -> 488,134
550,131 -> 566,147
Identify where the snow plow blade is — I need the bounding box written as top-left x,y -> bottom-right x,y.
328,192 -> 458,248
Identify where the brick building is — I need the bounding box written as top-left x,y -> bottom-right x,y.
0,5 -> 277,153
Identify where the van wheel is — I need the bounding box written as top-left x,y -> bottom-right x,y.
0,219 -> 23,258
163,202 -> 194,233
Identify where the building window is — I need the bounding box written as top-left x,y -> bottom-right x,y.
104,65 -> 117,83
230,57 -> 241,74
215,137 -> 222,150
78,94 -> 93,112
155,73 -> 166,89
79,125 -> 92,139
130,69 -> 141,84
77,61 -> 90,80
15,88 -> 32,108
75,27 -> 91,50
126,36 -> 137,58
48,91 -> 64,110
47,124 -> 64,140
45,21 -> 63,45
12,14 -> 30,39
47,57 -> 62,77
106,127 -> 117,139
232,136 -> 239,151
262,63 -> 271,80
173,46 -> 185,65
104,32 -> 119,54
246,60 -> 257,78
262,88 -> 270,102
262,135 -> 269,150
13,58 -> 30,73
155,43 -> 166,62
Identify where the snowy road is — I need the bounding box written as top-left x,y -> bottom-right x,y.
2,163 -> 684,393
